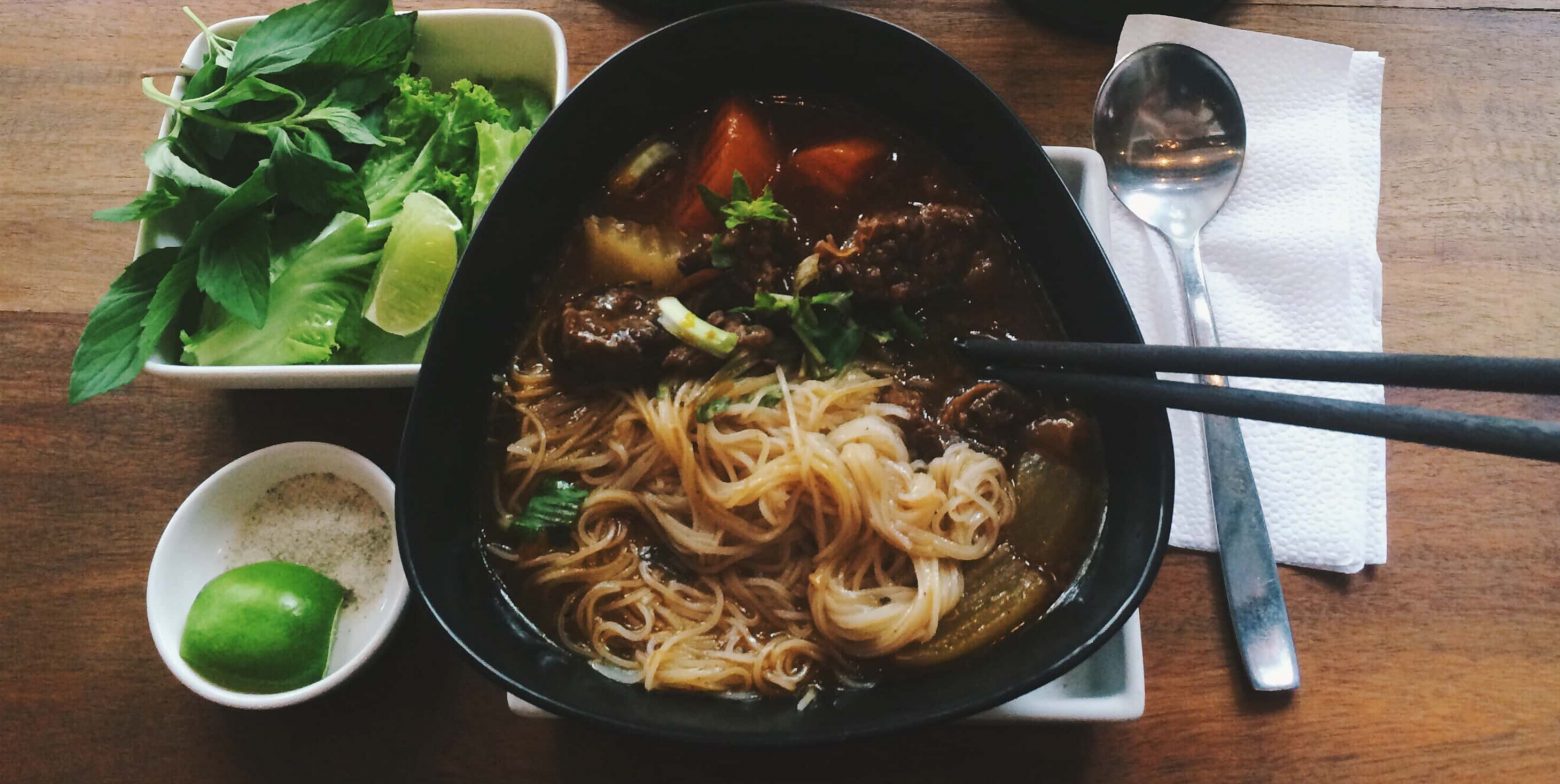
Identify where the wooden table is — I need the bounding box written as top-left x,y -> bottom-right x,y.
3,1 -> 1557,780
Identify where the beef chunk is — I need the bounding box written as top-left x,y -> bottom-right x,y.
556,284 -> 673,384
1024,410 -> 1091,462
816,203 -> 987,303
939,381 -> 1037,459
882,379 -> 958,459
662,311 -> 774,375
678,220 -> 803,296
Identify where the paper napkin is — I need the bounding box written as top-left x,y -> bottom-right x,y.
1107,15 -> 1387,572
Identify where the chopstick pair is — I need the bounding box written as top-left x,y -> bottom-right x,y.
958,340 -> 1560,463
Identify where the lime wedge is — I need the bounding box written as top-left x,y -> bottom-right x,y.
179,561 -> 346,694
363,191 -> 463,336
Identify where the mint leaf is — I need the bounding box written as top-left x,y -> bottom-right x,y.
226,0 -> 391,84
268,128 -> 367,216
93,185 -> 181,222
68,247 -> 181,403
304,106 -> 384,146
144,137 -> 233,198
196,211 -> 272,329
280,11 -> 416,109
140,255 -> 198,358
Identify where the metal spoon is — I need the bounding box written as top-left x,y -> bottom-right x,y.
1093,43 -> 1299,691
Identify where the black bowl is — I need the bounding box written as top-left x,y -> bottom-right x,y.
398,1 -> 1172,745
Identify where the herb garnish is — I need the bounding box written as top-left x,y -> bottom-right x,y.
507,476 -> 590,535
697,171 -> 791,269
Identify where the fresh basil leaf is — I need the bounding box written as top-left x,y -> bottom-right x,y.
144,137 -> 233,197
184,161 -> 274,249
196,211 -> 272,329
301,105 -> 385,146
268,128 -> 368,217
226,0 -> 391,84
187,77 -> 303,114
68,247 -> 181,403
93,185 -> 181,222
279,12 -> 416,108
140,255 -> 198,357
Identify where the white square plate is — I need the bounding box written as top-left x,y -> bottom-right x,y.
507,146 -> 1147,723
139,9 -> 568,388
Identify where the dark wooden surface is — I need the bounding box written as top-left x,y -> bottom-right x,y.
3,1 -> 1558,781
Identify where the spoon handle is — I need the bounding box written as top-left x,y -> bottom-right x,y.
1170,234 -> 1301,692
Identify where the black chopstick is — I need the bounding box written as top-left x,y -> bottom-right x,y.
986,368 -> 1560,463
960,340 -> 1560,395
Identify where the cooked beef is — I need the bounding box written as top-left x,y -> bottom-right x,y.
1024,410 -> 1090,462
816,203 -> 987,303
678,220 -> 803,296
938,381 -> 1037,459
556,284 -> 673,384
662,311 -> 774,375
882,378 -> 957,459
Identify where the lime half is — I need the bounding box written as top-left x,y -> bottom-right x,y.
180,560 -> 346,694
363,191 -> 463,336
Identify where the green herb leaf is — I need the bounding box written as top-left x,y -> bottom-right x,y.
182,213 -> 380,366
68,247 -> 182,403
735,290 -> 862,377
304,105 -> 385,146
186,77 -> 303,114
699,171 -> 791,230
268,128 -> 368,216
196,211 -> 272,329
753,387 -> 783,408
144,137 -> 233,198
93,185 -> 182,222
696,397 -> 731,423
279,11 -> 416,109
509,476 -> 590,535
226,0 -> 391,85
140,255 -> 198,358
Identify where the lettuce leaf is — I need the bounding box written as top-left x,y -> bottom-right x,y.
471,122 -> 532,225
181,213 -> 379,365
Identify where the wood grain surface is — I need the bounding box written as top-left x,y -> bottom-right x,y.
2,1 -> 1557,781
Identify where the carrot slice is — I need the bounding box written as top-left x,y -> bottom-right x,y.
785,138 -> 887,201
672,98 -> 780,235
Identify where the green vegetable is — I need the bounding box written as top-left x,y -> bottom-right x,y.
182,213 -> 379,365
735,291 -> 864,377
180,560 -> 346,694
471,121 -> 533,224
657,296 -> 739,358
753,387 -> 783,408
696,397 -> 731,423
697,171 -> 790,230
508,476 -> 590,535
71,0 -> 554,401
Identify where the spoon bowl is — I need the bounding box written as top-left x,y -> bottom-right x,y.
1094,43 -> 1246,240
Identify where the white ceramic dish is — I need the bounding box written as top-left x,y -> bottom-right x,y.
140,9 -> 569,388
510,146 -> 1147,723
146,442 -> 408,708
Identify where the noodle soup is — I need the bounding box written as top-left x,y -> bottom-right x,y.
484,96 -> 1104,701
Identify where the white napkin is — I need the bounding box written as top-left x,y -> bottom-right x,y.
1106,15 -> 1387,572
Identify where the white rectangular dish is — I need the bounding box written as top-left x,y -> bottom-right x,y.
508,146 -> 1147,723
140,9 -> 568,389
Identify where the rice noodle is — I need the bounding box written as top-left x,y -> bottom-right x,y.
498,360 -> 1014,695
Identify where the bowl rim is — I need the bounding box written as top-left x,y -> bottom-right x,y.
146,441 -> 409,709
399,1 -> 1174,745
139,8 -> 569,384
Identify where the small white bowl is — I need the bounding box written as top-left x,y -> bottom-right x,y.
140,9 -> 569,388
146,442 -> 408,708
